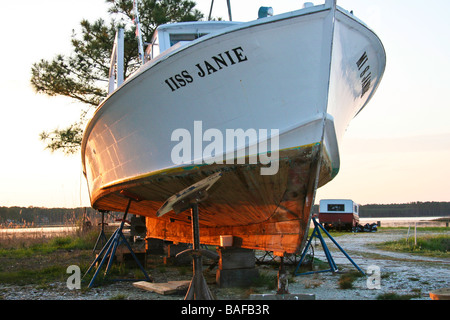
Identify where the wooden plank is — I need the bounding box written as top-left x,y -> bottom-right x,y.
133,280 -> 190,295
429,288 -> 450,300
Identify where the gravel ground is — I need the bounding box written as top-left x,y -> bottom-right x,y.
1,228 -> 448,300
287,229 -> 450,300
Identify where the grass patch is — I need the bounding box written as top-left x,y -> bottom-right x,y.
376,291 -> 421,300
0,230 -> 116,287
379,227 -> 448,232
242,272 -> 278,297
251,272 -> 277,290
0,231 -> 99,258
0,265 -> 68,285
376,235 -> 449,257
307,228 -> 346,238
109,293 -> 128,300
337,271 -> 365,289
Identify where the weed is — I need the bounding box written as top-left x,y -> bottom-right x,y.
304,279 -> 323,289
0,265 -> 67,285
109,293 -> 128,300
338,271 -> 365,290
157,265 -> 167,273
252,272 -> 277,290
411,288 -> 422,294
0,231 -> 99,258
376,235 -> 449,257
376,291 -> 421,300
178,266 -> 188,276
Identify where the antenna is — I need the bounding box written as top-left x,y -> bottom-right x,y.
208,0 -> 232,21
208,0 -> 214,20
108,28 -> 124,95
226,0 -> 232,21
133,0 -> 145,64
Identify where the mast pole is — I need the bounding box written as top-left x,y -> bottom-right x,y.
208,0 -> 214,21
133,0 -> 145,64
226,0 -> 232,21
209,0 -> 232,21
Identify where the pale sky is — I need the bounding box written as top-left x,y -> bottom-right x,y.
0,0 -> 449,208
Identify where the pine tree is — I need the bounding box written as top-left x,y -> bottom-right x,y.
31,0 -> 203,154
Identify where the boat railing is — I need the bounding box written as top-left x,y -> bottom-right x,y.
108,28 -> 124,95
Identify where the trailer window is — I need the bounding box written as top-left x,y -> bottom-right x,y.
327,204 -> 344,211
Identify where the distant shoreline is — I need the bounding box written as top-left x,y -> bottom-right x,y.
358,216 -> 449,227
1,217 -> 448,233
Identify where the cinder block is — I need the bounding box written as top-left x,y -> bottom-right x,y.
218,247 -> 255,270
145,238 -> 165,254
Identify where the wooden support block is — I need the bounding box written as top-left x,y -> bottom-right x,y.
429,288 -> 450,300
146,238 -> 165,254
216,247 -> 259,288
115,247 -> 146,265
133,280 -> 191,295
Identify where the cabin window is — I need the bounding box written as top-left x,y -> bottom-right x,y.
327,204 -> 344,212
354,205 -> 358,213
169,33 -> 208,46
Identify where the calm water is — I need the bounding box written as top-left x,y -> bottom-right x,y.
0,226 -> 78,238
359,216 -> 448,227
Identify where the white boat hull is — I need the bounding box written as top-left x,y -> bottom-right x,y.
81,3 -> 385,254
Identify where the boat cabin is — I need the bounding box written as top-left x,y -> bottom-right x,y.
145,21 -> 240,61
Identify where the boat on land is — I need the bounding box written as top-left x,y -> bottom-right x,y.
81,0 -> 386,255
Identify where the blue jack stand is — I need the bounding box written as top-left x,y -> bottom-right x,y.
294,216 -> 365,276
83,196 -> 152,288
92,211 -> 108,254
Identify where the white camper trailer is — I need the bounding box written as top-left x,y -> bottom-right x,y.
319,199 -> 360,231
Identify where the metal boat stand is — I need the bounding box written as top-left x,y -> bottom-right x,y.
294,216 -> 365,276
83,195 -> 151,288
179,202 -> 218,299
92,210 -> 108,254
277,256 -> 289,294
156,172 -> 222,300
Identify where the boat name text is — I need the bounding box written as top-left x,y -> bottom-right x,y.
356,51 -> 371,98
164,46 -> 248,92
